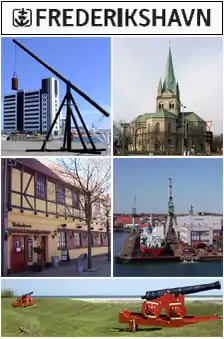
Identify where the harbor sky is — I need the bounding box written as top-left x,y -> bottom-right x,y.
1,278 -> 222,296
114,158 -> 223,213
1,37 -> 111,129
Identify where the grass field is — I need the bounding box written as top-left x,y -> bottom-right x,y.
1,298 -> 223,337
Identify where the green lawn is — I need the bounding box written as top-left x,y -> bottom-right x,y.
1,299 -> 223,337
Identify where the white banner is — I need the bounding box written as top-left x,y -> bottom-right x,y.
1,1 -> 223,35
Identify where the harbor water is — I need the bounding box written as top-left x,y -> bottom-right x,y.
113,232 -> 223,278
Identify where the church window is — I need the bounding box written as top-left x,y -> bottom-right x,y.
155,122 -> 160,133
159,103 -> 163,109
168,123 -> 172,133
169,102 -> 175,109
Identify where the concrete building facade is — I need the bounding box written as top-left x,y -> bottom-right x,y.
176,213 -> 223,246
3,77 -> 60,135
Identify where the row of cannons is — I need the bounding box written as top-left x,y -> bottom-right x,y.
10,282 -> 223,331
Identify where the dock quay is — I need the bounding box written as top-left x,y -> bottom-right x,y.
115,232 -> 223,263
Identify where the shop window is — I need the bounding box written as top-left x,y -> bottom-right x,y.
74,232 -> 81,247
57,232 -> 66,248
56,186 -> 65,204
72,191 -> 80,209
35,174 -> 46,199
94,233 -> 102,246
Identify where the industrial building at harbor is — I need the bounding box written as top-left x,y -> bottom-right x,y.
176,208 -> 223,246
114,211 -> 223,248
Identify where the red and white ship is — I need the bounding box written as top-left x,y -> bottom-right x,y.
139,217 -> 166,257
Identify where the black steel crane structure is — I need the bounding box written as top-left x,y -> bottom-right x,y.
12,39 -> 110,154
165,178 -> 178,243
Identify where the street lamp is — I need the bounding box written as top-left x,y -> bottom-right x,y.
180,103 -> 187,155
103,200 -> 111,261
120,122 -> 130,156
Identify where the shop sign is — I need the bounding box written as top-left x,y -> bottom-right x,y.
12,222 -> 32,228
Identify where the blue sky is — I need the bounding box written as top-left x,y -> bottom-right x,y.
1,37 -> 111,129
1,278 -> 222,296
114,158 -> 223,213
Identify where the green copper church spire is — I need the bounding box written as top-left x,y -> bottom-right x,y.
163,47 -> 176,93
157,78 -> 162,96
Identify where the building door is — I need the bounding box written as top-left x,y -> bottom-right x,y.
11,236 -> 27,272
40,236 -> 47,263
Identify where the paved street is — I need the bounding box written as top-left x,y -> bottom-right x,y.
1,140 -> 107,156
9,254 -> 111,278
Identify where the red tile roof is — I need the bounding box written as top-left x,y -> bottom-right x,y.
115,215 -> 142,225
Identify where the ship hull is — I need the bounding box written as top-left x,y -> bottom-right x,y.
140,244 -> 166,257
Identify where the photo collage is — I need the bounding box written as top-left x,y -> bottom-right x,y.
1,30 -> 223,338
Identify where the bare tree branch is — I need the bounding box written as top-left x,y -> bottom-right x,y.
43,157 -> 111,269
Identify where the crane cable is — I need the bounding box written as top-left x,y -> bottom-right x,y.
13,44 -> 17,78
92,115 -> 105,129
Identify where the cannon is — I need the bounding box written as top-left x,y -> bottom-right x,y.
12,291 -> 36,308
119,281 -> 223,331
21,291 -> 34,299
141,281 -> 221,301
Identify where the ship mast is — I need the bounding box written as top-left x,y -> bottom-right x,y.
189,204 -> 194,245
165,178 -> 178,243
132,195 -> 137,228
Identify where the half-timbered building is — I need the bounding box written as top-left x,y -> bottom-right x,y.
4,158 -> 110,273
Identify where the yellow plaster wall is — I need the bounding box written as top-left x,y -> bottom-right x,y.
23,172 -> 34,195
48,181 -> 56,201
11,168 -> 82,222
7,211 -> 107,269
11,168 -> 21,192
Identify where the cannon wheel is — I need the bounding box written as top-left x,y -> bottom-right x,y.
128,319 -> 138,332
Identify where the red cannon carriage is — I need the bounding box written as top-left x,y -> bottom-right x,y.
119,281 -> 223,331
11,291 -> 36,308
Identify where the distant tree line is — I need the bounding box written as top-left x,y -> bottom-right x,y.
1,289 -> 15,298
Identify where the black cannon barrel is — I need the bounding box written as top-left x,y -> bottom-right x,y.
21,291 -> 34,298
141,281 -> 221,301
13,39 -> 109,118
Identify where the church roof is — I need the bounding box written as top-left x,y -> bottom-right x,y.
131,110 -> 205,124
132,109 -> 176,123
184,112 -> 206,123
132,113 -> 154,123
163,47 -> 177,93
151,108 -> 176,119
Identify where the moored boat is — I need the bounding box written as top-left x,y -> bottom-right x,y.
139,218 -> 166,256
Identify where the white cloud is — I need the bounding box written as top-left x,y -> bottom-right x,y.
113,37 -> 223,134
